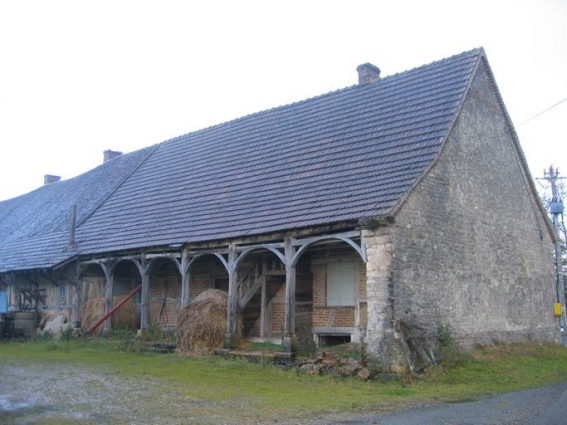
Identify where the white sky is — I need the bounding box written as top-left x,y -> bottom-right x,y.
0,0 -> 565,201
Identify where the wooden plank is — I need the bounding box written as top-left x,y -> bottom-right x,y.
312,327 -> 354,334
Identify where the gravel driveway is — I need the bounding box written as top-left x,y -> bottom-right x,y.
0,360 -> 249,424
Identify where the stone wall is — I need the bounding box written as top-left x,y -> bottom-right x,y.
363,228 -> 406,372
385,62 -> 558,348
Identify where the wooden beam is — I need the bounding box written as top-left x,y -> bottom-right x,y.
312,327 -> 355,335
140,272 -> 150,330
181,252 -> 191,309
260,259 -> 267,338
283,236 -> 297,353
103,265 -> 115,331
224,244 -> 238,349
238,276 -> 262,309
291,230 -> 361,247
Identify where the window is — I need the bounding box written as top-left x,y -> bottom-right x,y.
326,260 -> 355,306
59,284 -> 67,303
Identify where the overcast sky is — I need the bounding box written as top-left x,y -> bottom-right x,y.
0,0 -> 565,201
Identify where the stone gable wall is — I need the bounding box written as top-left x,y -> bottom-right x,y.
387,62 -> 559,346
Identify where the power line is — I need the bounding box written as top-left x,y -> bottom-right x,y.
518,96 -> 567,127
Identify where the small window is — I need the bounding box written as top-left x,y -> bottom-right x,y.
326,260 -> 355,306
319,334 -> 351,347
59,284 -> 67,303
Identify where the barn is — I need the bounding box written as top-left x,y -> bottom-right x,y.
0,48 -> 559,370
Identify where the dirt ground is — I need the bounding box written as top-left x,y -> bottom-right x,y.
0,360 -> 258,424
3,357 -> 567,425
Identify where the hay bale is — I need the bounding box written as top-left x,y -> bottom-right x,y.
176,289 -> 242,354
81,296 -> 137,334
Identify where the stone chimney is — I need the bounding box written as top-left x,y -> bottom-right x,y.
103,150 -> 123,163
44,174 -> 61,185
357,63 -> 381,85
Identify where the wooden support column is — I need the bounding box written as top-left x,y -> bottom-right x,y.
224,244 -> 239,349
260,258 -> 267,338
283,236 -> 297,353
181,253 -> 191,308
140,272 -> 150,330
74,264 -> 81,324
103,263 -> 115,331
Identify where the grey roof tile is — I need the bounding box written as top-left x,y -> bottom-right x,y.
1,49 -> 481,271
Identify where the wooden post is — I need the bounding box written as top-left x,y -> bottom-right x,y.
283,237 -> 297,353
140,271 -> 150,330
260,257 -> 267,338
68,204 -> 77,246
103,264 -> 115,331
224,244 -> 239,349
181,254 -> 191,308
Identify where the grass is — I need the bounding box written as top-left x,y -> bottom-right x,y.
1,339 -> 566,422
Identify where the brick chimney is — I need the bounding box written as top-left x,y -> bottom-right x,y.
44,174 -> 61,185
103,149 -> 122,163
357,63 -> 381,85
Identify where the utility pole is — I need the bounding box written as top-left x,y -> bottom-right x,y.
538,166 -> 566,330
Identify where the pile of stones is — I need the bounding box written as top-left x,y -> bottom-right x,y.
297,352 -> 372,380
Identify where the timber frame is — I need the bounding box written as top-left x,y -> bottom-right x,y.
75,229 -> 367,353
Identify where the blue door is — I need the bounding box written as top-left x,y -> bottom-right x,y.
0,291 -> 7,313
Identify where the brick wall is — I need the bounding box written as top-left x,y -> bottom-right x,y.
311,250 -> 366,330
149,271 -> 180,327
191,260 -> 228,300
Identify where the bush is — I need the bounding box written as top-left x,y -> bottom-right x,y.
435,322 -> 469,369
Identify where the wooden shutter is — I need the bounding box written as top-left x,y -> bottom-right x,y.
326,260 -> 355,306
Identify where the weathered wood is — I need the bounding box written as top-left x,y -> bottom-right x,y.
145,253 -> 182,259
234,245 -> 286,268
224,244 -> 238,348
103,264 -> 115,330
284,236 -> 296,337
260,258 -> 267,338
140,272 -> 150,330
312,326 -> 355,334
238,276 -> 262,309
181,254 -> 191,308
291,231 -> 366,267
69,204 -> 77,245
291,230 -> 361,247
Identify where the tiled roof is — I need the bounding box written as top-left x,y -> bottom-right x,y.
0,232 -> 73,272
0,147 -> 153,272
1,49 -> 482,271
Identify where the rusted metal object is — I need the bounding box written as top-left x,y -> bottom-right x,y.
86,284 -> 141,335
